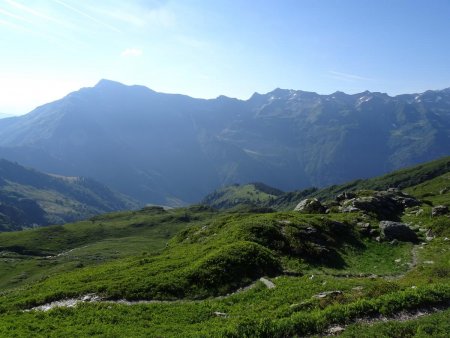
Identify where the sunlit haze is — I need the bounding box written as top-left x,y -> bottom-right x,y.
1,0 -> 450,115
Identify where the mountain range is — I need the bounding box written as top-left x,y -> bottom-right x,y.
0,159 -> 138,231
0,80 -> 448,205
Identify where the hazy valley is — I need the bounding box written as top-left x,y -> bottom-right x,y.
0,80 -> 448,206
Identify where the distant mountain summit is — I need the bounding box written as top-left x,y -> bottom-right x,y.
0,80 -> 448,205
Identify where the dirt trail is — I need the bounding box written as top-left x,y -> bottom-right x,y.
385,243 -> 419,281
323,304 -> 449,336
25,244 -> 424,312
26,277 -> 277,312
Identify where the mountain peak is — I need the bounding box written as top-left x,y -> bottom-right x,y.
95,79 -> 126,88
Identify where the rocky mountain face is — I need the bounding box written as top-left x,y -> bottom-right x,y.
0,159 -> 139,231
0,80 -> 448,205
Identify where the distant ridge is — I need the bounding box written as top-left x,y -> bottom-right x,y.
0,80 -> 448,205
0,159 -> 139,231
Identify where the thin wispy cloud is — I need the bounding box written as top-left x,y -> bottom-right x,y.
121,48 -> 143,57
5,0 -> 66,26
0,17 -> 33,33
1,0 -> 101,50
0,7 -> 32,23
328,71 -> 373,82
104,5 -> 176,29
52,0 -> 121,33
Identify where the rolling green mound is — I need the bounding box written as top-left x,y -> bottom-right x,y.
201,182 -> 283,210
0,158 -> 449,336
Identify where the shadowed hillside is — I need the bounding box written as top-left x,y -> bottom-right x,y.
0,159 -> 139,231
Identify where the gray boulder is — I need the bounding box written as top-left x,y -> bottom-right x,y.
379,221 -> 418,242
439,187 -> 449,195
336,192 -> 356,202
337,190 -> 421,220
431,205 -> 449,217
294,198 -> 326,213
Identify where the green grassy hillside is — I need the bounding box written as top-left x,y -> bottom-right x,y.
0,158 -> 449,336
0,159 -> 139,231
201,182 -> 283,210
271,155 -> 450,210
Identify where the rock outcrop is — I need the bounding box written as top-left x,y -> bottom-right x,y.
294,198 -> 326,214
431,205 -> 449,217
336,190 -> 420,220
379,221 -> 418,242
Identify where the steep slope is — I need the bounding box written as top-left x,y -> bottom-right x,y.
0,159 -> 139,231
0,80 -> 448,205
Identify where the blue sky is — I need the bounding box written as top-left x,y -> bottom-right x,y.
1,0 -> 450,115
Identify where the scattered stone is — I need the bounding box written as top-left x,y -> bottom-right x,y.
411,285 -> 417,289
423,260 -> 434,264
294,198 -> 326,213
439,187 -> 449,195
81,294 -> 101,302
387,187 -> 400,193
336,192 -> 356,202
340,206 -> 360,213
400,197 -> 422,208
375,236 -> 381,242
314,290 -> 343,299
432,205 -> 449,217
445,237 -> 449,241
328,326 -> 345,335
415,209 -> 424,216
379,221 -> 418,242
304,226 -> 317,234
369,228 -> 379,236
395,258 -> 401,263
352,286 -> 364,291
426,229 -> 435,241
259,277 -> 276,289
309,275 -> 315,280
29,294 -> 103,312
390,239 -> 399,245
357,222 -> 371,235
213,311 -> 228,317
